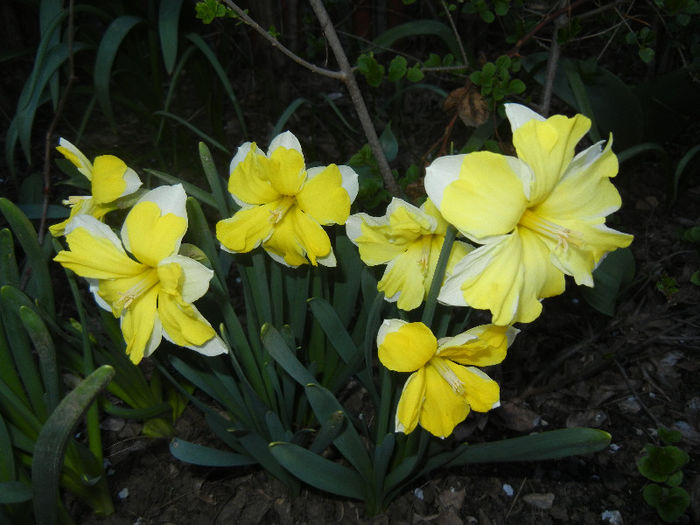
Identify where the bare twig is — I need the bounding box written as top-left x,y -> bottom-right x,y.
539,1 -> 568,116
224,1 -> 344,80
440,0 -> 469,67
308,0 -> 400,195
38,0 -> 76,243
225,0 -> 400,196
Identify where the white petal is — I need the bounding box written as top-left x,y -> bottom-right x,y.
229,141 -> 255,174
65,214 -> 124,251
504,103 -> 546,133
142,315 -> 163,358
345,213 -> 365,243
338,164 -> 359,203
268,131 -> 303,157
436,331 -> 479,349
160,309 -> 228,356
87,278 -> 112,312
424,154 -> 466,209
58,138 -> 94,180
136,184 -> 187,219
120,167 -> 143,197
159,254 -> 213,302
316,248 -> 337,267
376,318 -> 408,347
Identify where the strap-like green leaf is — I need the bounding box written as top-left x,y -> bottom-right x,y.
0,480 -> 32,504
269,442 -> 365,500
0,413 -> 15,481
447,428 -> 612,466
309,297 -> 359,364
0,229 -> 20,288
158,0 -> 184,75
372,20 -> 462,61
169,438 -> 255,467
32,365 -> 115,525
19,306 -> 59,413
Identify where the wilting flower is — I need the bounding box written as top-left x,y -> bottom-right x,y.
346,198 -> 472,311
425,104 -> 633,325
49,138 -> 142,237
377,320 -> 515,438
54,184 -> 227,364
216,131 -> 359,267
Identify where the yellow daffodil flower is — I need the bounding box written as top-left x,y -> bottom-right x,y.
346,198 -> 472,311
54,184 -> 227,364
425,104 -> 633,325
49,138 -> 142,237
216,131 -> 359,267
377,319 -> 515,438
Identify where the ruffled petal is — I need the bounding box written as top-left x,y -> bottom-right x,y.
90,155 -> 129,204
121,286 -> 159,364
122,199 -> 187,267
437,324 -> 515,366
160,254 -> 213,302
268,130 -> 303,157
378,238 -> 431,311
430,152 -> 529,242
216,202 -> 276,254
512,112 -> 591,204
420,362 -> 470,438
457,365 -> 500,412
97,268 -> 159,317
228,143 -> 281,205
377,320 -> 436,372
395,368 -> 425,434
297,164 -> 352,225
264,207 -> 332,266
268,145 -> 307,196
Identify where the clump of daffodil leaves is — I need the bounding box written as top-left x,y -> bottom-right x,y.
52,105 -> 631,491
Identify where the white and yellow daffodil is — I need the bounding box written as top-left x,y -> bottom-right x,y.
346,198 -> 472,311
425,104 -> 633,325
49,138 -> 142,237
54,184 -> 227,364
377,320 -> 515,438
216,131 -> 359,267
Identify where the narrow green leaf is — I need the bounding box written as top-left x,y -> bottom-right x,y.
447,428 -> 612,465
0,481 -> 32,504
373,432 -> 395,497
32,365 -> 115,525
271,97 -> 310,139
185,32 -> 247,138
671,144 -> 700,204
19,306 -> 59,413
0,229 -> 20,287
94,15 -> 144,123
145,169 -> 218,208
308,298 -> 359,364
262,324 -> 316,385
372,20 -> 462,62
309,410 -> 346,454
158,0 -> 184,75
0,198 -> 54,318
0,413 -> 15,481
169,438 -> 256,467
580,247 -> 635,316
198,142 -> 232,217
151,112 -> 230,154
269,442 -> 365,500
617,142 -> 665,164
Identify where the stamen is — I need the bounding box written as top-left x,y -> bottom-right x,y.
518,209 -> 583,250
418,236 -> 432,272
432,358 -> 465,396
269,196 -> 295,225
114,271 -> 159,310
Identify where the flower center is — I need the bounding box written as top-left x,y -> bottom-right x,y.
269,196 -> 295,225
432,358 -> 465,396
518,209 -> 583,251
418,235 -> 433,273
114,270 -> 159,311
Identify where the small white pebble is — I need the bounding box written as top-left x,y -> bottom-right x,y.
502,483 -> 514,497
601,510 -> 623,525
649,392 -> 656,399
609,443 -> 621,453
118,488 -> 129,500
414,488 -> 424,500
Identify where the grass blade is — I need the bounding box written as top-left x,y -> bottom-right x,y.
158,0 -> 184,75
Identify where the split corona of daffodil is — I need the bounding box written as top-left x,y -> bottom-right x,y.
216,131 -> 359,267
425,104 -> 633,325
346,198 -> 472,311
377,320 -> 515,438
49,138 -> 142,237
54,184 -> 227,364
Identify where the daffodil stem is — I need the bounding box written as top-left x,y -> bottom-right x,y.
421,225 -> 457,327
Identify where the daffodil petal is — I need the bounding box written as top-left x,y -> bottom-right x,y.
297,165 -> 352,225
228,143 -> 281,206
97,268 -> 159,317
424,154 -> 465,210
268,146 -> 306,196
429,152 -> 529,241
420,198 -> 449,235
143,314 -> 163,359
216,203 -> 276,254
512,113 -> 591,204
57,138 -> 93,180
420,362 -> 470,438
264,207 -> 332,266
160,255 -> 213,302
378,321 -> 436,372
121,286 -> 158,364
504,103 -> 545,132
395,368 -> 425,434
90,155 -> 129,203
122,199 -> 187,267
268,130 -> 303,157
49,197 -> 92,237
457,365 -> 500,412
437,324 -> 514,366
378,240 -> 430,311
54,215 -> 146,279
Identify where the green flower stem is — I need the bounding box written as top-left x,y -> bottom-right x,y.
421,225 -> 457,327
376,366 -> 393,442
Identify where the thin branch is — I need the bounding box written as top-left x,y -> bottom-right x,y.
440,0 -> 469,67
38,0 -> 76,243
539,1 -> 568,116
308,0 -> 400,196
223,1 -> 345,80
